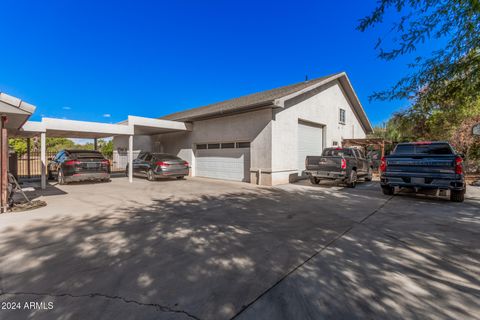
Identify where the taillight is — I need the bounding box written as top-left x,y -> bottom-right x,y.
184,161 -> 189,167
65,160 -> 80,166
380,156 -> 387,172
101,160 -> 110,166
156,161 -> 170,167
341,158 -> 347,170
455,156 -> 463,174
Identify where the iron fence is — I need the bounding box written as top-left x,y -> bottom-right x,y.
14,151 -> 124,179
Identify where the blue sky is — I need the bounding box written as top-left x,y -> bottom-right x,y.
1,0 -> 425,126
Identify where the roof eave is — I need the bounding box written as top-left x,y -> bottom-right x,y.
169,101 -> 278,122
273,72 -> 373,134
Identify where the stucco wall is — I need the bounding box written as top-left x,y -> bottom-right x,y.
270,80 -> 367,185
152,109 -> 273,180
112,135 -> 152,153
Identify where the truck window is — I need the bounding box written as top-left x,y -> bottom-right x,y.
322,148 -> 353,157
394,143 -> 453,155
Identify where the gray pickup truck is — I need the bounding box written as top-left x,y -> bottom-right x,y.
380,141 -> 466,202
305,147 -> 373,187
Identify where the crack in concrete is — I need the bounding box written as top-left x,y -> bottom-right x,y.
230,195 -> 395,319
0,291 -> 201,320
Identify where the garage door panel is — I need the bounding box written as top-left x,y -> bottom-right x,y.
298,122 -> 323,173
195,148 -> 250,182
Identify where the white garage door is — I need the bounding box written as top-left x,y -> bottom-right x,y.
195,145 -> 250,182
298,122 -> 324,173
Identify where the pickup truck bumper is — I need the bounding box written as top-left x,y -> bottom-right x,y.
381,173 -> 465,191
305,170 -> 347,181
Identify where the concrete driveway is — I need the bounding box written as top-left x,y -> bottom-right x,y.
0,177 -> 479,320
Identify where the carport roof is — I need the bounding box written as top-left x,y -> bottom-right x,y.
0,92 -> 36,129
12,116 -> 190,138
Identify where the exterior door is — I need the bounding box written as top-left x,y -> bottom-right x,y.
297,122 -> 324,174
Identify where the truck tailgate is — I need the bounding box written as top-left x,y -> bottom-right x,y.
306,156 -> 342,172
386,154 -> 456,175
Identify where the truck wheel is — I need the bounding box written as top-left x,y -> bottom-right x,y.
347,171 -> 357,188
450,190 -> 465,202
309,177 -> 320,184
381,186 -> 394,195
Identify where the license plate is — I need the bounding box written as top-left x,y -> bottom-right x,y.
411,177 -> 424,184
87,163 -> 98,168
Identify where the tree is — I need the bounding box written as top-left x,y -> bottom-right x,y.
9,138 -> 28,155
358,0 -> 480,104
45,138 -> 76,152
99,140 -> 113,158
450,115 -> 480,161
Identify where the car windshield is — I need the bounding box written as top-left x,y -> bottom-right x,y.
394,143 -> 453,155
68,150 -> 105,159
153,154 -> 182,161
322,148 -> 353,156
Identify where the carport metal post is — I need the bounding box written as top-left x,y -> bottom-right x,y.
40,132 -> 46,189
128,135 -> 133,183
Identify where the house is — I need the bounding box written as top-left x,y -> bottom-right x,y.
113,72 -> 373,186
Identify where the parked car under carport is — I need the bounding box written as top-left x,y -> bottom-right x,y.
127,152 -> 189,181
47,150 -> 111,184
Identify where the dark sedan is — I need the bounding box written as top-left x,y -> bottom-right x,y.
48,150 -> 111,184
127,152 -> 189,181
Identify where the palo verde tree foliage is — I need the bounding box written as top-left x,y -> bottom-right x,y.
358,0 -> 480,102
360,0 -> 480,143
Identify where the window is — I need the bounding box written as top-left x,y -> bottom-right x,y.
144,154 -> 153,161
196,144 -> 207,150
153,154 -> 182,160
339,108 -> 346,124
332,141 -> 338,146
236,142 -> 250,148
221,143 -> 235,149
208,143 -> 220,149
322,148 -> 353,157
394,143 -> 453,155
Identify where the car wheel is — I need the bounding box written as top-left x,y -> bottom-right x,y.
309,176 -> 320,184
347,170 -> 357,188
176,176 -> 185,180
57,169 -> 66,185
365,168 -> 373,181
47,170 -> 54,180
147,169 -> 155,181
450,190 -> 465,202
381,186 -> 394,195
125,166 -> 129,177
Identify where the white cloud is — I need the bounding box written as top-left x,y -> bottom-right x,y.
62,106 -> 71,110
103,113 -> 111,118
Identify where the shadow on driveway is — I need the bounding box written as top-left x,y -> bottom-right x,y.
0,182 -> 478,319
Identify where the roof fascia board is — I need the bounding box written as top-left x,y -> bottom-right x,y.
273,72 -> 373,133
43,117 -> 133,135
127,115 -> 192,131
173,101 -> 276,122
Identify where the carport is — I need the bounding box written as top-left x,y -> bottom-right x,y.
15,115 -> 190,189
0,93 -> 36,212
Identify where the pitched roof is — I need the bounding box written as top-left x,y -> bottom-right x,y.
162,73 -> 340,121
161,72 -> 373,133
